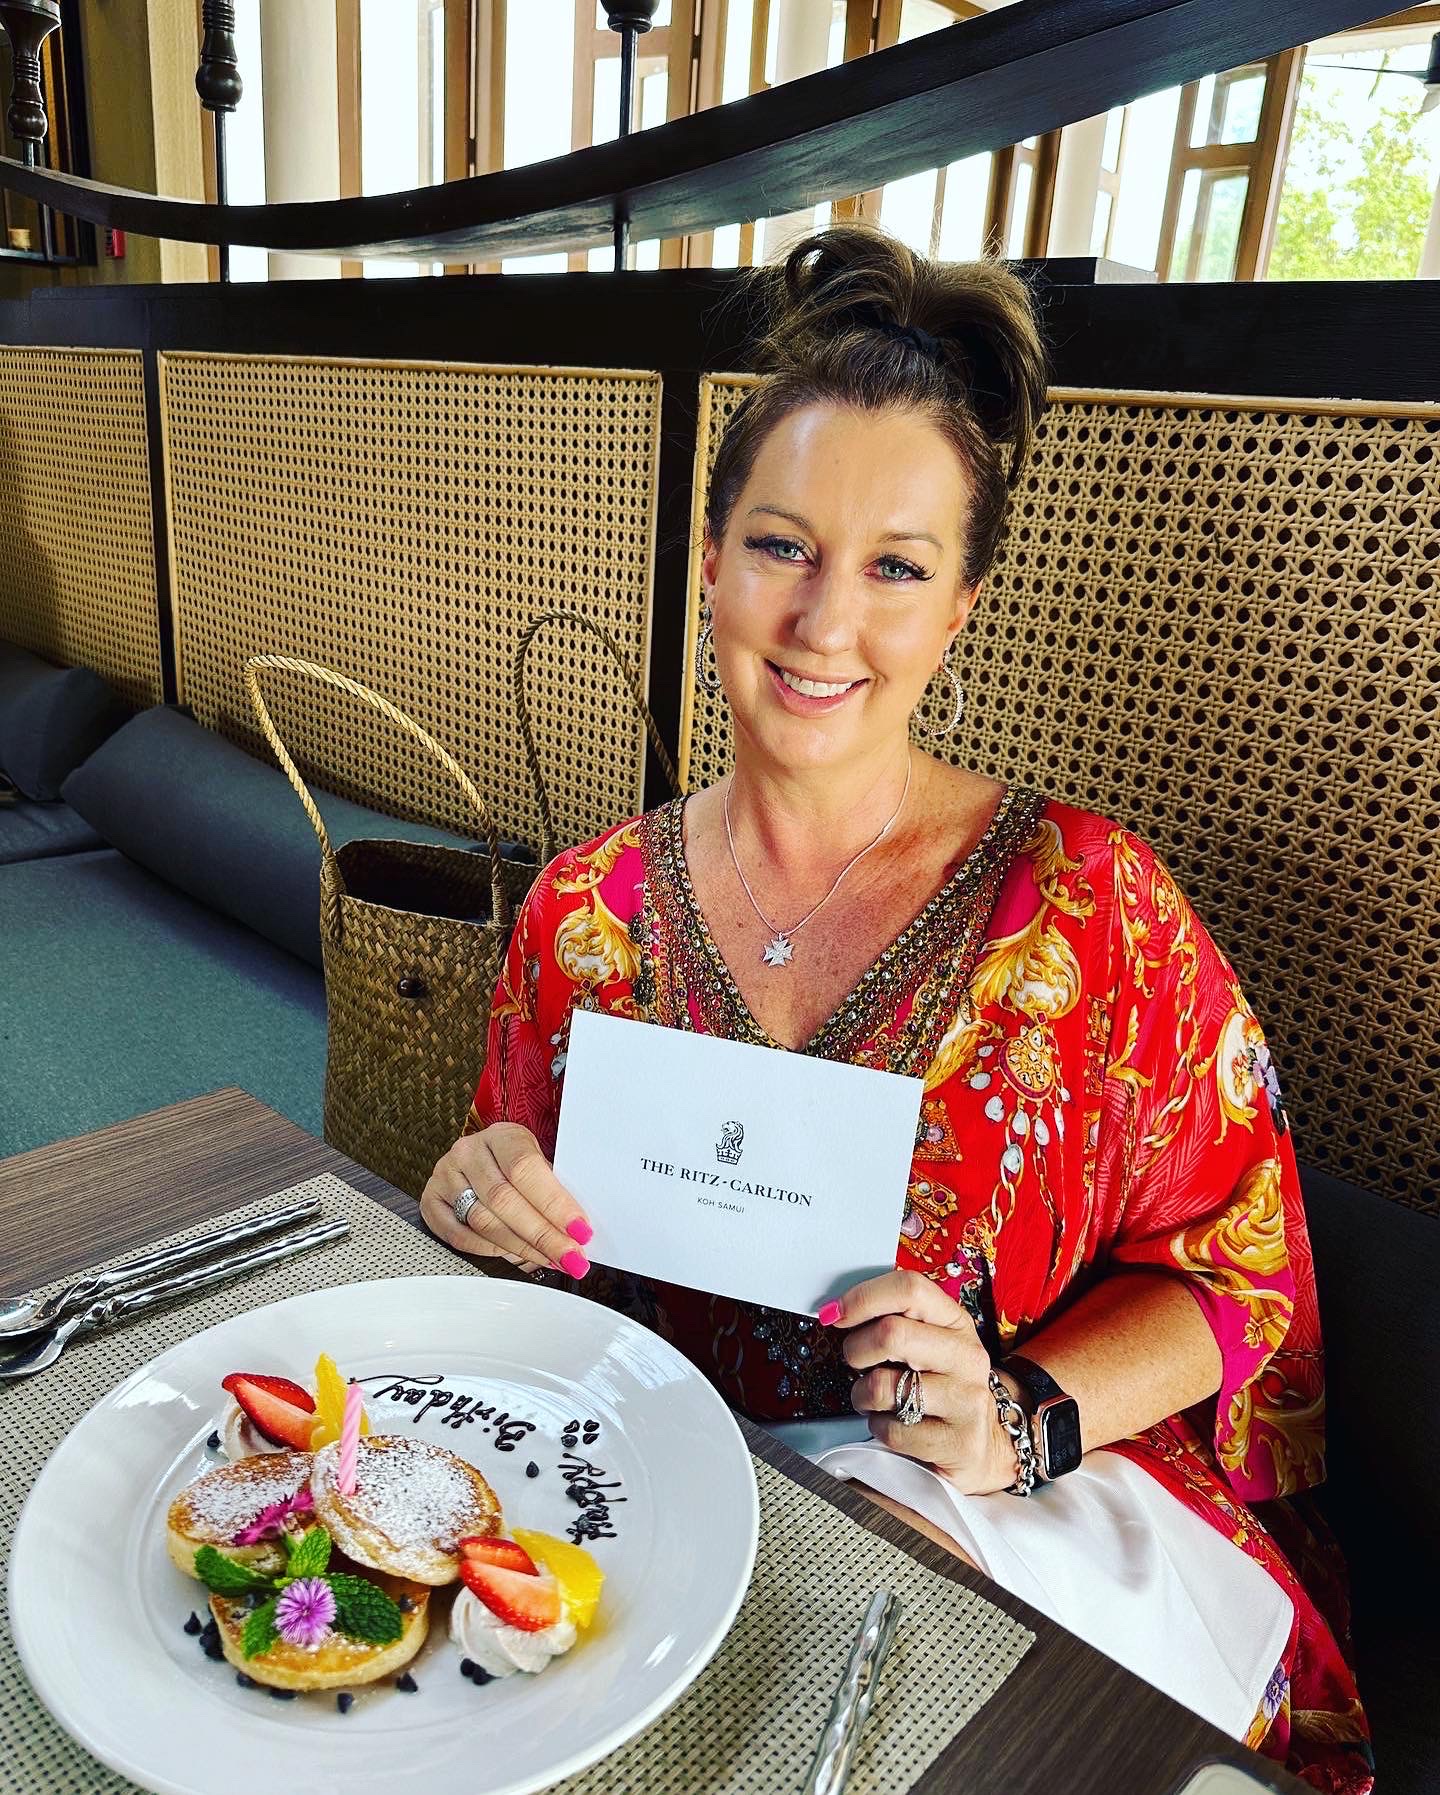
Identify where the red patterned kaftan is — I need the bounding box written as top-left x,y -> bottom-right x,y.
466,789 -> 1372,1792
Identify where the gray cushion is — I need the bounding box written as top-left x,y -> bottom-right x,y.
0,640 -> 131,799
0,796 -> 105,864
0,848 -> 327,1158
61,706 -> 526,968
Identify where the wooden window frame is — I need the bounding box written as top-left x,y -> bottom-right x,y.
1091,107 -> 1128,259
566,1 -> 704,271
335,0 -> 466,278
984,129 -> 1060,258
469,1 -> 724,273
1155,48 -> 1302,283
835,1 -> 1056,260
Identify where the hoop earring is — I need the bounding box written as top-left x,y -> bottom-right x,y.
920,650 -> 965,738
696,609 -> 721,696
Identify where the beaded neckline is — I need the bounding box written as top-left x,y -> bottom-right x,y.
645,781 -> 1046,1068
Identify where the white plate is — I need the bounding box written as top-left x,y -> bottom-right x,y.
10,1276 -> 759,1795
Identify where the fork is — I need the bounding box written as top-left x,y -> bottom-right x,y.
0,1195 -> 323,1342
0,1216 -> 350,1380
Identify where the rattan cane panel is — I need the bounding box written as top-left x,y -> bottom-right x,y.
0,347 -> 160,705
160,354 -> 661,851
682,380 -> 1440,1212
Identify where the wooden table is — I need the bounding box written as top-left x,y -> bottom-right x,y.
2,1088 -> 1304,1795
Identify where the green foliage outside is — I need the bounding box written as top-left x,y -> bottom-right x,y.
1268,69 -> 1436,280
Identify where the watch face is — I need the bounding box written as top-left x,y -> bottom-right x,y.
1039,1397 -> 1083,1477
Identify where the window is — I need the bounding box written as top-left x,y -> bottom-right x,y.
225,0 -> 266,284
361,0 -> 446,277
712,0 -> 849,270
1149,52 -> 1300,280
1269,27 -> 1440,280
1089,106 -> 1126,257
1105,88 -> 1184,272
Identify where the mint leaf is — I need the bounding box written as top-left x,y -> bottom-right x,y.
281,1526 -> 331,1581
242,1596 -> 280,1659
328,1574 -> 404,1645
193,1547 -> 274,1596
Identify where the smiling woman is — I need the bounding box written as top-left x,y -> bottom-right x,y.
421,223 -> 1373,1793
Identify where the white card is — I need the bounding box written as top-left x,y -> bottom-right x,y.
552,1009 -> 924,1316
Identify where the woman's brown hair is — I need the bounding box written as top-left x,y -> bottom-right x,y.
706,222 -> 1049,589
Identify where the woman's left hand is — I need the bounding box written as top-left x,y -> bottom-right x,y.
833,1269 -> 1018,1495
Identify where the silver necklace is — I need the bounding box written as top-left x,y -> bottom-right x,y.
723,756 -> 914,969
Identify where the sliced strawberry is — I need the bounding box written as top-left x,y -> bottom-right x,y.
221,1373 -> 316,1450
222,1372 -> 315,1412
458,1536 -> 538,1576
459,1559 -> 561,1631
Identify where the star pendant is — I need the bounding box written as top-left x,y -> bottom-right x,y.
762,933 -> 795,968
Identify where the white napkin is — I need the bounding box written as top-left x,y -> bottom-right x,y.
810,1436 -> 1293,1740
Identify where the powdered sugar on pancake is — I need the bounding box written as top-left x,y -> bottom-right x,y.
311,1436 -> 497,1579
174,1453 -> 313,1541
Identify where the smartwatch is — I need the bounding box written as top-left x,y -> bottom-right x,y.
1002,1354 -> 1083,1481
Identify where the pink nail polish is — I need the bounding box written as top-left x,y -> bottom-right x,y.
560,1249 -> 590,1279
567,1217 -> 594,1246
817,1300 -> 842,1327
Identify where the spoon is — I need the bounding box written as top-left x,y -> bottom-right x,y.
0,1216 -> 349,1379
0,1195 -> 322,1342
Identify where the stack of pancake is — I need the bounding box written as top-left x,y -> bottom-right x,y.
167,1435 -> 501,1692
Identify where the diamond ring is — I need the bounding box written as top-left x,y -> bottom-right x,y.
894,1366 -> 925,1426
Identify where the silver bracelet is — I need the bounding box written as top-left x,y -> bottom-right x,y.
987,1369 -> 1037,1497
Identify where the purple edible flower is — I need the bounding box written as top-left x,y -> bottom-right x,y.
275,1578 -> 336,1649
231,1486 -> 314,1547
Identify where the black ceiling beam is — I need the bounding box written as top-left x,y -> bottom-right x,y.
0,0 -> 1389,260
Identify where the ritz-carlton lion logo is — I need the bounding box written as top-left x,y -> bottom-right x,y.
716,1120 -> 744,1166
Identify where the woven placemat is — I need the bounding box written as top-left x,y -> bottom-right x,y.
0,1175 -> 1032,1795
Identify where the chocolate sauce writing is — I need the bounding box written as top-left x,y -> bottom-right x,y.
558,1452 -> 626,1544
362,1375 -> 537,1452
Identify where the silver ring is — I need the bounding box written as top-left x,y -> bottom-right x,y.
453,1186 -> 479,1226
894,1366 -> 925,1426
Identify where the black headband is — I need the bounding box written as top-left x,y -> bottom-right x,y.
845,302 -> 946,365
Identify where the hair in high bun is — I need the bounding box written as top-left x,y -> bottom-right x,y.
707,221 -> 1048,588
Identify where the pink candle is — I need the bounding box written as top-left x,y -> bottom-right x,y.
337,1381 -> 364,1497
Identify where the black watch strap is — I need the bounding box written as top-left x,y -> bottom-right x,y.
1002,1354 -> 1083,1481
1002,1354 -> 1067,1409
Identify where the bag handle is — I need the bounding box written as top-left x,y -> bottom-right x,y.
243,653 -> 512,934
514,609 -> 681,863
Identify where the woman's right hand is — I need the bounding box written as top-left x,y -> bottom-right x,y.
419,1122 -> 592,1277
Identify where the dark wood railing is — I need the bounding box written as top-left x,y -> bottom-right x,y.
0,0 -> 1393,266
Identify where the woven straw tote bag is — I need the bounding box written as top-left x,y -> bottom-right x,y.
245,653 -> 532,1200
511,607 -> 680,863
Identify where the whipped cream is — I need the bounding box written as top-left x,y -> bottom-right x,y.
450,1588 -> 577,1678
220,1398 -> 291,1461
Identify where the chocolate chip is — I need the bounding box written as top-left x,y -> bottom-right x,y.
235,1673 -> 256,1689
269,1688 -> 298,1701
336,1692 -> 355,1715
206,1430 -> 222,1451
471,1665 -> 494,1686
460,1658 -> 477,1678
183,1613 -> 202,1636
396,1596 -> 414,1612
202,1637 -> 225,1661
395,1672 -> 418,1693
525,1461 -> 540,1478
